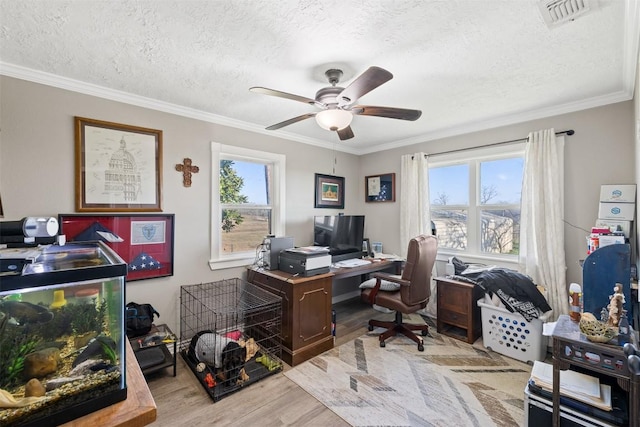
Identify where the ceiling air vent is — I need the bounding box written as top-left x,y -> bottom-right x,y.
538,0 -> 595,28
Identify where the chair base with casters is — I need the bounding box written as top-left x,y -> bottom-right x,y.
367,310 -> 429,351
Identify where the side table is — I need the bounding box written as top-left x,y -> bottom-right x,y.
129,323 -> 177,377
436,276 -> 483,344
551,314 -> 639,427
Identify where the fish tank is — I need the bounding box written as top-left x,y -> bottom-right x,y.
0,241 -> 127,426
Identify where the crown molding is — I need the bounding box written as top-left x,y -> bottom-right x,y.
355,89 -> 634,155
0,61 -> 365,155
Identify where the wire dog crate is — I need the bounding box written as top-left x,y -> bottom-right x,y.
180,278 -> 282,401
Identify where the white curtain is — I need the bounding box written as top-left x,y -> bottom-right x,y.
519,128 -> 568,321
400,152 -> 430,253
401,152 -> 436,316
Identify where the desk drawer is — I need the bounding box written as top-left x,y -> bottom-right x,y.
438,284 -> 471,310
438,308 -> 468,328
249,271 -> 278,288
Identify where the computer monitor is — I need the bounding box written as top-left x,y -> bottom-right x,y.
313,215 -> 365,262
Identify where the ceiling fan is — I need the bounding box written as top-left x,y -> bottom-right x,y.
249,66 -> 422,141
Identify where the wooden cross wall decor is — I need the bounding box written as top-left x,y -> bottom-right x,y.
175,158 -> 199,187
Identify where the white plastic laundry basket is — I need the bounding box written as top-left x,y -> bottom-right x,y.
477,299 -> 548,364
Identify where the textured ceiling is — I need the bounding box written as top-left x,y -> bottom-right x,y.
1,0 -> 638,154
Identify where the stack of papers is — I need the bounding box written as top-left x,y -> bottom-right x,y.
373,253 -> 402,260
285,246 -> 330,255
333,259 -> 371,268
530,361 -> 612,411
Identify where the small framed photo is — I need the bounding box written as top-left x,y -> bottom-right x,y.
59,213 -> 174,282
366,173 -> 395,203
314,173 -> 345,209
362,238 -> 373,258
75,116 -> 163,212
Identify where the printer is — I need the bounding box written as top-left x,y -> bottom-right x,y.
279,246 -> 331,277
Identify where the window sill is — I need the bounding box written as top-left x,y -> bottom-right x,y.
208,256 -> 254,271
436,250 -> 519,269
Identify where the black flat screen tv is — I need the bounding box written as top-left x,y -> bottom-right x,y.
313,215 -> 365,262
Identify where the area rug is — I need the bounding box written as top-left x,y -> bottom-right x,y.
284,315 -> 532,426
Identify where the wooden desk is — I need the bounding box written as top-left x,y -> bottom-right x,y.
247,268 -> 333,366
331,258 -> 401,280
62,340 -> 157,427
247,259 -> 399,366
551,315 -> 639,427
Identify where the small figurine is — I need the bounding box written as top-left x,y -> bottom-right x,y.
606,283 -> 626,327
600,307 -> 609,323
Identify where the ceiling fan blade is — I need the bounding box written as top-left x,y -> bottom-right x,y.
337,66 -> 393,107
337,126 -> 354,141
250,87 -> 317,105
265,113 -> 316,130
352,105 -> 422,121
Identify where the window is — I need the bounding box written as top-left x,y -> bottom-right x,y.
428,144 -> 523,258
210,143 -> 285,270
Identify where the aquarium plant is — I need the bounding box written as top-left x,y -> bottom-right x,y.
70,299 -> 107,335
0,316 -> 39,389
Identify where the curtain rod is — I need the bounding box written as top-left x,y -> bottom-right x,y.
414,129 -> 575,159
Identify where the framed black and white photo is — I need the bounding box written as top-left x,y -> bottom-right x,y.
75,117 -> 163,212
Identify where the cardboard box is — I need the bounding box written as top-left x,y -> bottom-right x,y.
599,184 -> 636,203
595,219 -> 632,238
598,235 -> 625,247
598,202 -> 635,220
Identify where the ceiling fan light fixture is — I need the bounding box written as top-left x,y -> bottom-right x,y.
315,109 -> 353,131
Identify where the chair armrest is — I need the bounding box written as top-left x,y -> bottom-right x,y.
365,277 -> 383,304
365,273 -> 409,305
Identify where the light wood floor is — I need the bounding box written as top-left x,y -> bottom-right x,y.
146,298 -> 380,426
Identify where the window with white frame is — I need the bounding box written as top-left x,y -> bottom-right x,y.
210,142 -> 286,270
428,143 -> 524,258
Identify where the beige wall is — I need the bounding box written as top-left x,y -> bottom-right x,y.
1,75 -> 636,331
0,76 -> 364,331
361,101 -> 636,288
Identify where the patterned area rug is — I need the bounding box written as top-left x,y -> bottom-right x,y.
284,315 -> 532,426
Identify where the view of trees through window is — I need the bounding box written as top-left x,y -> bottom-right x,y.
220,159 -> 271,254
429,156 -> 523,255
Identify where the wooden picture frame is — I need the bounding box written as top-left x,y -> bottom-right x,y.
59,213 -> 174,282
314,173 -> 345,209
75,117 -> 163,212
365,173 -> 396,203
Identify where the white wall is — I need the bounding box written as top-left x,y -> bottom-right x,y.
634,52 -> 640,274
1,75 -> 636,332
